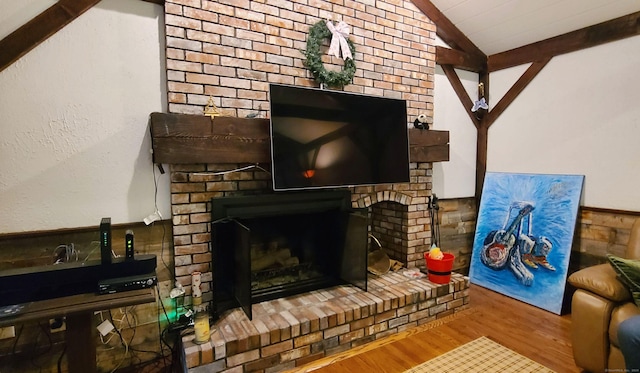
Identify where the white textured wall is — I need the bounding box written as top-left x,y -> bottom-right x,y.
432,35 -> 478,199
434,35 -> 640,211
487,35 -> 640,211
432,66 -> 478,199
0,0 -> 169,233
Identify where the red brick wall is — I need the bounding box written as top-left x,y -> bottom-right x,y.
164,0 -> 435,118
352,162 -> 433,268
169,162 -> 434,300
164,0 -> 436,299
170,163 -> 272,295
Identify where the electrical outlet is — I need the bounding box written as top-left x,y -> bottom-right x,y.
50,317 -> 66,333
0,326 -> 15,340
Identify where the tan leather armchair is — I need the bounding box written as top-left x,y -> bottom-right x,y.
568,218 -> 640,372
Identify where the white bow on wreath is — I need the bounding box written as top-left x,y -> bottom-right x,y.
326,20 -> 353,61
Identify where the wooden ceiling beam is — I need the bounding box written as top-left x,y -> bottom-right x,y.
436,46 -> 485,72
488,11 -> 640,72
411,0 -> 486,63
0,0 -> 101,73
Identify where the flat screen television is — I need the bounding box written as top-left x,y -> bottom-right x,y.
269,84 -> 410,191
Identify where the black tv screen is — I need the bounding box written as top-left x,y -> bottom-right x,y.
269,84 -> 410,191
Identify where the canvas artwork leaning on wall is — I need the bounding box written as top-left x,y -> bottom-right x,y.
469,172 -> 584,314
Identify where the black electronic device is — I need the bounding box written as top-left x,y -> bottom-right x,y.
100,217 -> 112,265
98,272 -> 156,294
269,83 -> 410,191
125,230 -> 134,260
0,254 -> 157,307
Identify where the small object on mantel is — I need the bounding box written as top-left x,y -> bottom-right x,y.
203,96 -> 222,119
413,113 -> 430,130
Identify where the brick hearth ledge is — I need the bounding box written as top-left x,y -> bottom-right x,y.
182,272 -> 469,372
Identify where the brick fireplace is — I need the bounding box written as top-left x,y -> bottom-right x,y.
166,156 -> 470,372
154,1 -> 466,370
169,158 -> 438,301
160,0 -> 444,291
154,124 -> 464,371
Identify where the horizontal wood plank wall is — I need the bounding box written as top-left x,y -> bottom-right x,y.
426,197 -> 640,274
437,198 -> 477,274
574,208 -> 640,263
2,202 -> 635,293
0,220 -> 173,371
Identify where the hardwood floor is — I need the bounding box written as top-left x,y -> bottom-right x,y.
291,284 -> 580,373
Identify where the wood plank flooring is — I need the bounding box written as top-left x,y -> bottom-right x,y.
290,284 -> 580,373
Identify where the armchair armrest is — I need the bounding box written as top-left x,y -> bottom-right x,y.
568,264 -> 631,302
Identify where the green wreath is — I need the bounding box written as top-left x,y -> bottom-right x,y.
302,20 -> 356,87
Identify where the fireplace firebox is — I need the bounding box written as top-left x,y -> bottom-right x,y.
211,190 -> 368,320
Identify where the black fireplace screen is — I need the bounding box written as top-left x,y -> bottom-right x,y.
211,190 -> 368,320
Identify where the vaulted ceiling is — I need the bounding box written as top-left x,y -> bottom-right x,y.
2,0 -> 639,73
431,0 -> 640,56
412,0 -> 640,73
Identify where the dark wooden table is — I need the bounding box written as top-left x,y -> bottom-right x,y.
0,288 -> 156,373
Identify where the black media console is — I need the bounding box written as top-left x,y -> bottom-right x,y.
0,254 -> 157,307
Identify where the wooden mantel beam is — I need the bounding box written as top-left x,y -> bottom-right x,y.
149,113 -> 449,165
150,113 -> 272,164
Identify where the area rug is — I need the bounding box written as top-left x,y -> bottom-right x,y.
403,336 -> 556,373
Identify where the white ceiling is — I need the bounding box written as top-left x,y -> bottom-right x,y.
430,0 -> 640,55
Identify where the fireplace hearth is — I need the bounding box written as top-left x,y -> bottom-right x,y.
211,190 -> 368,320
